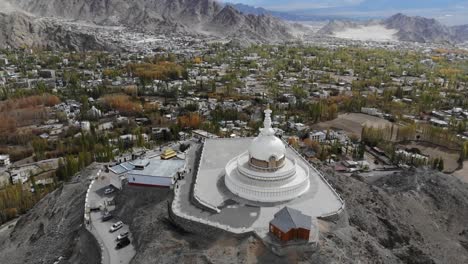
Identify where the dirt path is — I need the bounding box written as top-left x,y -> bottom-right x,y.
453,161 -> 468,183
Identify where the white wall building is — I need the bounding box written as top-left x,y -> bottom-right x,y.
81,121 -> 91,132
127,158 -> 186,188
361,107 -> 382,117
309,131 -> 327,143
0,155 -> 10,167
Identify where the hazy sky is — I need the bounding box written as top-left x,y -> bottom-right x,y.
228,0 -> 364,11
227,0 -> 468,25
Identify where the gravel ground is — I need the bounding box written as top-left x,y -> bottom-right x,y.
314,168 -> 468,264
454,161 -> 468,183
0,164 -> 101,264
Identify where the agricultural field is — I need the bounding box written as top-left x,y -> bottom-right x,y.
314,113 -> 393,138
397,142 -> 460,173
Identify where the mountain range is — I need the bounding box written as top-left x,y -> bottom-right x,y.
1,0 -> 468,50
227,3 -> 338,21
0,0 -> 299,50
229,1 -> 468,25
0,3 -> 112,51
318,13 -> 468,44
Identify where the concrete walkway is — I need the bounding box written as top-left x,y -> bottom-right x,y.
172,138 -> 344,235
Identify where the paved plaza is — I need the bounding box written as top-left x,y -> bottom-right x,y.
173,138 -> 344,236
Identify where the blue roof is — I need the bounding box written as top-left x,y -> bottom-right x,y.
110,162 -> 135,174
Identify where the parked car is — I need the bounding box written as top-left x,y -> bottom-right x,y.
116,231 -> 129,241
109,221 -> 123,232
104,187 -> 115,195
115,237 -> 130,249
102,212 -> 113,222
90,205 -> 101,212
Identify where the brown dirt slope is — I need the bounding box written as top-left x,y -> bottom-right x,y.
0,164 -> 101,264
114,169 -> 468,264
4,164 -> 466,264
113,185 -> 287,264
315,169 -> 468,264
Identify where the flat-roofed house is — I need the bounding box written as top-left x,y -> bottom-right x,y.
127,158 -> 185,188
0,155 -> 10,167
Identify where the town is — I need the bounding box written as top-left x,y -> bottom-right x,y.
0,38 -> 468,263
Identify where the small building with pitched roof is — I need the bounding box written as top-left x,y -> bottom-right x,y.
269,207 -> 312,242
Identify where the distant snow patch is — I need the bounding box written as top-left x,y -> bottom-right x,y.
334,25 -> 398,42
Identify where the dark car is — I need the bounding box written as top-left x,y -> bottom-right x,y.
115,237 -> 130,249
90,205 -> 101,212
102,213 -> 113,222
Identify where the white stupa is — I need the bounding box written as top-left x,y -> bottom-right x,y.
225,107 -> 310,202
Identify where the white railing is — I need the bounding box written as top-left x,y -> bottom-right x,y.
283,139 -> 346,217
191,139 -> 221,213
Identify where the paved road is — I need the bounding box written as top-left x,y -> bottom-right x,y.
88,167 -> 135,264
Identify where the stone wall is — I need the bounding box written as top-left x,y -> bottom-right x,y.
168,199 -> 254,239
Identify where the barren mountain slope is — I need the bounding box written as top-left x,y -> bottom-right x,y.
317,168 -> 468,263
112,168 -> 468,264
318,13 -> 468,43
1,159 -> 466,263
7,0 -> 296,43
384,14 -> 454,43
0,165 -> 102,264
0,10 -> 114,51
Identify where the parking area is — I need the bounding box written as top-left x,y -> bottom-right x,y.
88,169 -> 135,264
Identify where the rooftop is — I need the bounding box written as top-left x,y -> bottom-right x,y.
128,158 -> 185,178
270,207 -> 312,233
179,137 -> 344,231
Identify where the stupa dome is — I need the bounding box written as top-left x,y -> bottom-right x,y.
248,108 -> 286,170
248,135 -> 285,162
224,107 -> 310,202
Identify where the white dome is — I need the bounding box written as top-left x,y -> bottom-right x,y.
248,107 -> 286,162
249,134 -> 286,161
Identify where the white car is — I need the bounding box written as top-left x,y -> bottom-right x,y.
104,188 -> 115,195
116,231 -> 129,241
110,221 -> 123,232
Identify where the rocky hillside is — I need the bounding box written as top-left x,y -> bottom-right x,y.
0,164 -> 102,264
453,24 -> 468,43
1,162 -> 467,263
5,0 -> 296,45
317,168 -> 468,263
383,13 -> 454,43
0,11 -> 113,51
318,13 -> 468,44
110,168 -> 468,264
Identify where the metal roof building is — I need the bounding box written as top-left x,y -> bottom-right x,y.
127,158 -> 186,188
